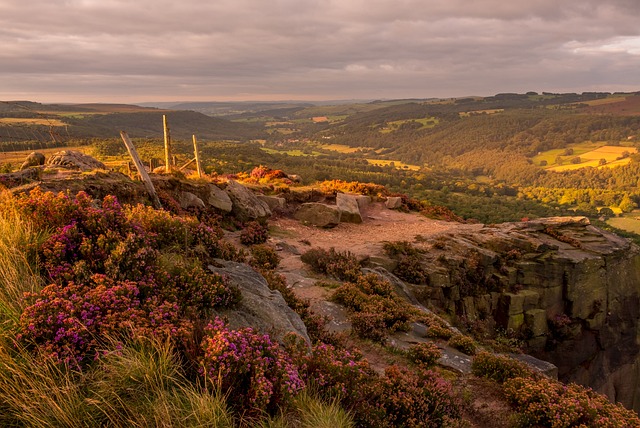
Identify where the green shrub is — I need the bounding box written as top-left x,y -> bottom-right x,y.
471,352 -> 532,384
250,244 -> 281,270
448,334 -> 477,355
300,247 -> 361,282
407,342 -> 441,368
332,274 -> 416,342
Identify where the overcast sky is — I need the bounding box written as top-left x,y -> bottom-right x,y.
1,0 -> 639,103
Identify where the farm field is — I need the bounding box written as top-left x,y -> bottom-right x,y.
459,109 -> 504,117
533,142 -> 637,171
379,117 -> 439,133
0,118 -> 66,126
260,147 -> 321,156
366,158 -> 421,171
607,213 -> 640,234
320,143 -> 376,153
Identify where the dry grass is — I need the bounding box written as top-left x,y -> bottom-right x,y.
0,192 -> 46,327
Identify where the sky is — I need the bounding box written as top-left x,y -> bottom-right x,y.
1,0 -> 639,104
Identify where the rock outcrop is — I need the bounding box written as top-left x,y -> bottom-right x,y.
46,150 -> 106,171
225,180 -> 271,221
20,152 -> 45,170
208,259 -> 310,346
387,217 -> 640,411
207,183 -> 233,212
336,193 -> 363,223
294,203 -> 341,228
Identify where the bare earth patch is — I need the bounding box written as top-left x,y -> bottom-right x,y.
270,201 -> 470,259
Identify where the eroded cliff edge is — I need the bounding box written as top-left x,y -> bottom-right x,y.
389,217 -> 640,410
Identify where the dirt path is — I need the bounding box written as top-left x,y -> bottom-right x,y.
270,201 -> 469,259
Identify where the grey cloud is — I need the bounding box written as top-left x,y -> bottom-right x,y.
0,0 -> 638,102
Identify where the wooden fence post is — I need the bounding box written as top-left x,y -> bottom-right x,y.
193,134 -> 203,178
163,114 -> 171,173
120,131 -> 162,209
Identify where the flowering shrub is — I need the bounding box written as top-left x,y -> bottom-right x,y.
239,221 -> 269,246
249,244 -> 281,270
332,274 -> 417,342
319,180 -> 387,197
448,334 -> 477,355
300,247 -> 361,282
372,365 -> 460,428
420,204 -> 464,222
297,343 -> 461,427
407,342 -> 441,368
18,274 -> 190,367
14,187 -> 85,231
200,318 -> 303,415
249,165 -> 287,182
471,351 -> 532,384
15,190 -> 241,366
299,343 -> 378,416
504,376 -> 640,427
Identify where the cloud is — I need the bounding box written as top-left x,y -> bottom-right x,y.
0,0 -> 638,102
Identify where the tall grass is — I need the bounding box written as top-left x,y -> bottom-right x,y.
0,191 -> 46,330
259,391 -> 354,428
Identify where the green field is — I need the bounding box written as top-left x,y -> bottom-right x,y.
532,142 -> 637,171
260,147 -> 321,157
366,158 -> 421,171
320,144 -> 376,153
379,117 -> 439,133
607,213 -> 640,234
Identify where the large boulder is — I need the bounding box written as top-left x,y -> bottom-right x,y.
179,191 -> 205,210
336,193 -> 363,223
294,203 -> 341,228
207,183 -> 233,212
20,152 -> 45,170
46,150 -> 106,171
385,196 -> 403,209
208,259 -> 310,346
224,180 -> 271,221
257,195 -> 286,211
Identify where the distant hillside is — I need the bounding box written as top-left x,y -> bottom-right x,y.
67,110 -> 263,140
0,102 -> 264,142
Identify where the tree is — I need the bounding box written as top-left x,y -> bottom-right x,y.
619,194 -> 637,213
599,158 -> 607,166
599,207 -> 614,218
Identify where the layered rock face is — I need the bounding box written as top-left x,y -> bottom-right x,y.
399,217 -> 640,411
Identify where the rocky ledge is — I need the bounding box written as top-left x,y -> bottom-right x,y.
387,216 -> 640,411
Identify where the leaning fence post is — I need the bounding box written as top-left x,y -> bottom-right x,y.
120,131 -> 162,209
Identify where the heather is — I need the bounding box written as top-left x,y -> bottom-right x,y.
331,273 -> 418,342
14,189 -> 241,366
472,352 -> 640,427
